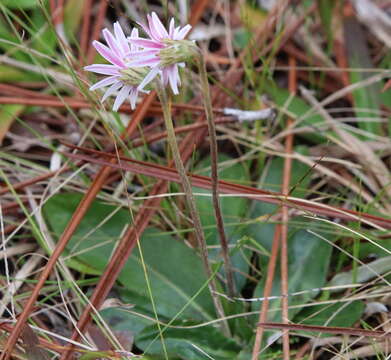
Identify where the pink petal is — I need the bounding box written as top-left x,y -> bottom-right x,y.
173,26 -> 181,39
175,24 -> 192,40
161,68 -> 169,86
114,22 -> 130,55
129,56 -> 160,67
137,21 -> 152,40
113,85 -> 131,111
102,81 -> 123,102
150,12 -> 169,40
103,28 -> 123,58
174,65 -> 181,86
167,65 -> 179,94
93,40 -> 125,67
138,67 -> 160,92
169,18 -> 175,38
128,87 -> 138,109
130,27 -> 139,38
127,49 -> 159,58
89,75 -> 120,91
146,14 -> 160,42
128,37 -> 164,49
84,64 -> 120,76
129,28 -> 139,52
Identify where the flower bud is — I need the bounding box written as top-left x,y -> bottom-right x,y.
159,39 -> 199,67
120,67 -> 150,87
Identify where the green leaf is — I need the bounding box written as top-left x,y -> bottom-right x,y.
30,8 -> 57,58
358,238 -> 391,259
0,18 -> 32,63
43,193 -> 216,326
2,0 -> 41,9
43,193 -> 130,275
233,28 -> 252,50
118,228 -> 216,322
247,150 -> 330,327
250,149 -> 311,218
252,226 -> 332,321
64,0 -> 85,41
194,154 -> 250,291
265,83 -> 326,144
195,154 -> 249,240
329,256 -> 391,288
318,0 -> 336,50
0,104 -> 24,145
294,301 -> 364,336
136,322 -> 241,360
344,17 -> 382,135
0,65 -> 35,82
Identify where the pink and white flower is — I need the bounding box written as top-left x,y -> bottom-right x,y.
128,12 -> 193,94
84,22 -> 147,111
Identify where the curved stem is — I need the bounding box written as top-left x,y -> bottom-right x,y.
155,81 -> 230,337
196,52 -> 236,297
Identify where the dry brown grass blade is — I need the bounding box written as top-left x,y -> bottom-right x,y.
86,0 -> 108,65
300,87 -> 391,207
0,167 -> 70,197
20,325 -> 50,360
0,86 -> 225,115
0,119 -> 233,199
78,0 -> 92,65
0,96 -> 187,116
0,88 -> 155,360
1,323 -> 64,357
251,227 -> 282,360
383,78 -> 391,92
257,323 -> 391,338
251,55 -> 297,360
62,149 -> 391,229
280,55 -> 297,360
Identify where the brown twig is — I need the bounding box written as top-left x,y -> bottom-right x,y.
0,96 -> 224,116
257,323 -> 391,338
78,0 -> 92,66
86,0 -> 108,65
251,227 -> 282,360
61,148 -> 391,230
279,55 -> 297,360
0,88 -> 155,360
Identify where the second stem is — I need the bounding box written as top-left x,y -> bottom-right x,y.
155,81 -> 230,337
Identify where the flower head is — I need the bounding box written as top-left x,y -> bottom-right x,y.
128,12 -> 194,94
84,22 -> 148,111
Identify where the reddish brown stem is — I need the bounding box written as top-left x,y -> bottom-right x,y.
252,227 -> 282,359
62,149 -> 391,229
280,56 -> 297,360
86,0 -> 108,65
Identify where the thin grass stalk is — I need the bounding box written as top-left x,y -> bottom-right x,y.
0,166 -> 114,360
78,0 -> 92,65
155,80 -> 230,337
196,52 -> 236,297
251,226 -> 282,359
1,91 -> 156,360
280,56 -> 297,360
86,0 -> 108,65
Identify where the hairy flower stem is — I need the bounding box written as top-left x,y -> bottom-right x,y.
196,52 -> 236,298
155,81 -> 231,337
